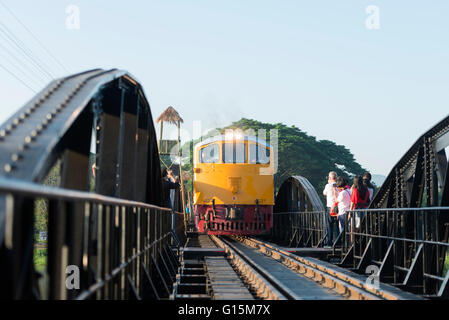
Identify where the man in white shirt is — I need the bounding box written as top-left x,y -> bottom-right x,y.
323,171 -> 337,247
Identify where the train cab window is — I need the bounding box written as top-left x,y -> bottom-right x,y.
249,144 -> 270,164
199,144 -> 219,163
223,143 -> 247,163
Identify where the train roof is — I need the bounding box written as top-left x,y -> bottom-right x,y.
194,135 -> 271,149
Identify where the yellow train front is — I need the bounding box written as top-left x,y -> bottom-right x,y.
193,132 -> 274,235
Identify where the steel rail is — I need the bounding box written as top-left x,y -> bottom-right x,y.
237,236 -> 424,300
209,235 -> 290,300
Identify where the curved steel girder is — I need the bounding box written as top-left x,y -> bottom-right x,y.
0,69 -> 162,205
371,113 -> 449,208
274,175 -> 324,212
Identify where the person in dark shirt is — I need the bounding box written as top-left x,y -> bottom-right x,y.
162,168 -> 180,209
363,172 -> 375,201
350,175 -> 370,232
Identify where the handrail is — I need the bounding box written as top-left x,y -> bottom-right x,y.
0,177 -> 171,211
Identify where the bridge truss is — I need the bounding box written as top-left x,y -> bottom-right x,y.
0,69 -> 184,299
272,116 -> 449,298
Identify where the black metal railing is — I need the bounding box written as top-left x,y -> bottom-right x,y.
0,177 -> 184,300
338,207 -> 449,297
273,208 -> 449,297
272,211 -> 326,247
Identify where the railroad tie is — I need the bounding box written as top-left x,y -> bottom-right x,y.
205,256 -> 254,300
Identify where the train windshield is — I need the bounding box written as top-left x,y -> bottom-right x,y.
199,144 -> 219,163
223,142 -> 247,163
249,143 -> 270,164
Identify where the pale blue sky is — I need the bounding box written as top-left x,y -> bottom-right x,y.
1,1 -> 448,175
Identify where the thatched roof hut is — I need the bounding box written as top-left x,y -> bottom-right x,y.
156,106 -> 184,125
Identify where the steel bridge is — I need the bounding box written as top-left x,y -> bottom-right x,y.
0,69 -> 448,300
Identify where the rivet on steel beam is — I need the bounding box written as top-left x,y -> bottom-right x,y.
36,124 -> 43,132
13,118 -> 20,125
18,144 -> 28,151
46,114 -> 52,120
4,164 -> 13,173
25,136 -> 33,143
20,113 -> 26,120
30,130 -> 38,137
0,129 -> 6,137
5,124 -> 12,131
11,153 -> 22,162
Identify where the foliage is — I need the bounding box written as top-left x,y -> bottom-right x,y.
34,247 -> 47,273
182,118 -> 369,203
34,161 -> 60,232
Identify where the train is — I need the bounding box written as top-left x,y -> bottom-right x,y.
193,131 -> 274,235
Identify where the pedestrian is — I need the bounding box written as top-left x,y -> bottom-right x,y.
323,171 -> 337,247
350,176 -> 370,232
363,172 -> 375,201
350,176 -> 370,210
162,168 -> 180,209
336,177 -> 351,234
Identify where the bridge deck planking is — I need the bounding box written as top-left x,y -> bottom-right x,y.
229,240 -> 343,300
205,257 -> 254,300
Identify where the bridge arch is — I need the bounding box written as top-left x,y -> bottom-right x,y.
274,176 -> 324,213
272,176 -> 324,247
0,69 -> 163,204
372,114 -> 449,209
0,69 -> 184,299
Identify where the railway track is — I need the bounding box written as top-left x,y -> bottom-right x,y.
211,235 -> 346,300
173,234 -> 421,300
228,236 -> 421,300
210,235 -> 422,300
